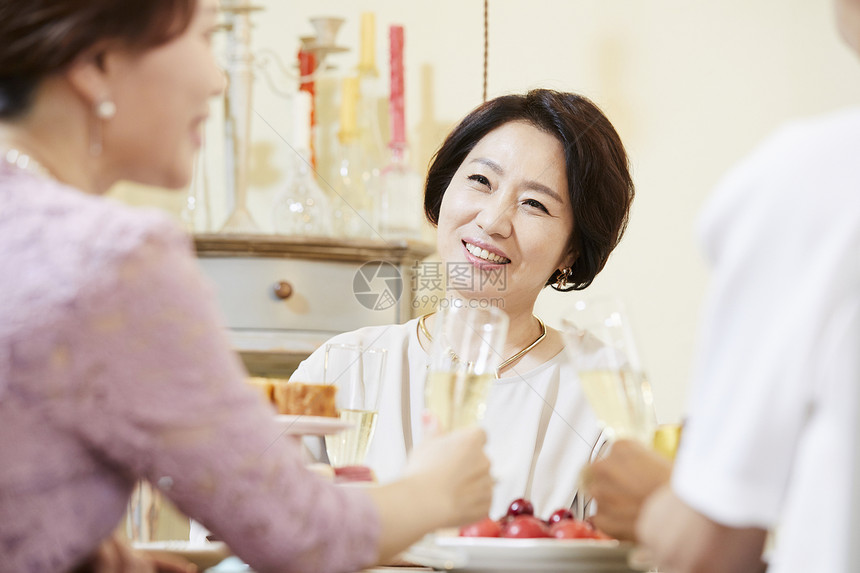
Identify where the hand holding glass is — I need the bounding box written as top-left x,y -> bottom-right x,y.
424,306 -> 509,432
323,344 -> 387,467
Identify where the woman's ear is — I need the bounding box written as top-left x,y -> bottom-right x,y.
64,44 -> 114,109
563,248 -> 579,270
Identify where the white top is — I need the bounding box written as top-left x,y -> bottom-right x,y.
671,108 -> 860,573
291,319 -> 603,519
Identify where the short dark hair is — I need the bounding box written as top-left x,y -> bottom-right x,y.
0,0 -> 196,119
424,89 -> 634,291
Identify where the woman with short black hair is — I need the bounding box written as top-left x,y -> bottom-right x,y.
293,88 -> 635,519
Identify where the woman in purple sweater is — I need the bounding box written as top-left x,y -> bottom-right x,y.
0,1 -> 492,571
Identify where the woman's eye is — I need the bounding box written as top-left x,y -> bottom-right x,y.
467,174 -> 491,187
523,198 -> 549,213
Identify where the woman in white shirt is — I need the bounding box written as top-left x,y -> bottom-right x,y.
293,89 -> 634,519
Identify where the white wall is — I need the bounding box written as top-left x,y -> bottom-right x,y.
111,0 -> 860,422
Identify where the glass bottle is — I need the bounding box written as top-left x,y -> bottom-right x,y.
378,25 -> 423,240
331,76 -> 376,238
272,91 -> 332,237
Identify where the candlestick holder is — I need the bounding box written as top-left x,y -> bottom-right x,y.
212,5 -> 351,235
218,0 -> 264,233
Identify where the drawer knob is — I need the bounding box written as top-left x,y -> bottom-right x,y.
273,280 -> 293,300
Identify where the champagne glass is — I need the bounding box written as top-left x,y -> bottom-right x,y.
424,305 -> 509,432
561,298 -> 657,444
323,344 -> 387,467
652,422 -> 684,460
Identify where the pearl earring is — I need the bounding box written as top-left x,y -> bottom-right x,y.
95,99 -> 116,120
90,99 -> 116,156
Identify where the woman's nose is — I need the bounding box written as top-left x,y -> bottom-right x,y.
475,193 -> 514,237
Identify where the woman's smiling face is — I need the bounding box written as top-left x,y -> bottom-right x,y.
436,120 -> 576,307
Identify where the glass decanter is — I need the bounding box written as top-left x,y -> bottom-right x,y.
272,91 -> 332,237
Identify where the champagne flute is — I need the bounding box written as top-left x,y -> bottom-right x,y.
323,344 -> 387,467
423,305 -> 509,432
562,298 -> 657,519
561,298 -> 657,444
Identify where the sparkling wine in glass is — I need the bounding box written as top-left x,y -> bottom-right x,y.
424,305 -> 509,432
562,298 -> 657,443
323,344 -> 386,467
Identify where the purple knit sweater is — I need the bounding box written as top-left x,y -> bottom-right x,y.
0,163 -> 379,573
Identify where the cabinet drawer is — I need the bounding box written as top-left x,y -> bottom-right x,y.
198,256 -> 400,332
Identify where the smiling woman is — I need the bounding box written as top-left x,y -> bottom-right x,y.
0,1 -> 496,571
436,121 -> 574,308
292,89 -> 635,519
425,90 -> 634,294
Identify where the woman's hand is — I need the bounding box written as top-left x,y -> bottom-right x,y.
404,426 -> 494,528
588,439 -> 672,541
366,426 -> 493,564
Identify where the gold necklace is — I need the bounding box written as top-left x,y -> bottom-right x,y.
418,312 -> 547,379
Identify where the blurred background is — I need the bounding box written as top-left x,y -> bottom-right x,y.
110,0 -> 860,423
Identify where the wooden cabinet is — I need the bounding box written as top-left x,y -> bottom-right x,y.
194,233 -> 435,376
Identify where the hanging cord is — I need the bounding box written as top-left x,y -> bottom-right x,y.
483,0 -> 489,102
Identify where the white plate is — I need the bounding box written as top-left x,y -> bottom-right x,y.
403,534 -> 637,572
274,415 -> 354,435
132,541 -> 229,570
